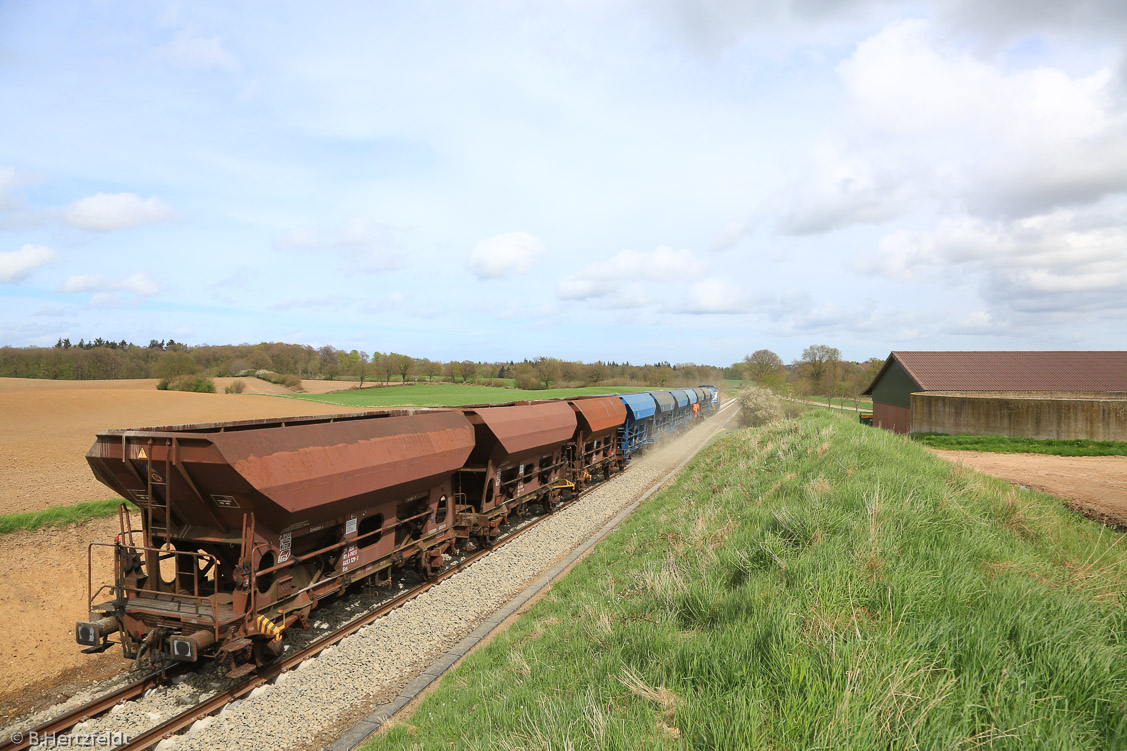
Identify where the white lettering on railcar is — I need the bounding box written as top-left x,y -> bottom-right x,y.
278,532 -> 292,564
212,494 -> 239,508
342,545 -> 359,570
345,517 -> 358,535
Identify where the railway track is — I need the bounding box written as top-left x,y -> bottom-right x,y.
4,401 -> 735,751
1,451 -> 654,750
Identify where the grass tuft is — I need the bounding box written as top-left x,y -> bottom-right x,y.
0,498 -> 134,535
912,432 -> 1127,456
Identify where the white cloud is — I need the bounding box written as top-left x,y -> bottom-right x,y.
59,271 -> 159,297
0,244 -> 58,282
469,232 -> 546,279
157,31 -> 240,71
556,278 -> 615,301
855,202 -> 1127,314
679,278 -> 749,314
276,218 -> 405,272
556,246 -> 704,302
65,193 -> 177,231
778,142 -> 910,235
837,20 -> 1127,218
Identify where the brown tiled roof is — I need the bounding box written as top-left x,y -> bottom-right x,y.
862,351 -> 1127,394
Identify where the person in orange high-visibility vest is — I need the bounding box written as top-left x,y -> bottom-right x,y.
693,402 -> 699,418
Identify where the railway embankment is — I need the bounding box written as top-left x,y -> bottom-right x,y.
3,403 -> 737,750
362,410 -> 1127,749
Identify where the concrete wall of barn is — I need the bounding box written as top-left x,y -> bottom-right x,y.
910,392 -> 1127,441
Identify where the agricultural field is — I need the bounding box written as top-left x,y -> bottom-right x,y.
288,382 -> 654,408
367,411 -> 1127,749
0,376 -> 371,708
801,394 -> 873,411
913,433 -> 1127,457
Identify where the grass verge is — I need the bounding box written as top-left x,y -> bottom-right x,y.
365,410 -> 1127,749
0,498 -> 134,535
285,383 -> 653,408
803,394 -> 873,411
913,433 -> 1127,457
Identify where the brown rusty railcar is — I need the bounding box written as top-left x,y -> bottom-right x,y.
76,397 -> 639,673
453,400 -> 577,546
79,409 -> 476,673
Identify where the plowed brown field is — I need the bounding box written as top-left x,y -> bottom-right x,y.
0,378 -> 367,516
928,449 -> 1127,528
0,378 -> 368,715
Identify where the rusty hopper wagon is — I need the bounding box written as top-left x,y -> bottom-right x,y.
76,391 -> 707,673
80,409 -> 477,672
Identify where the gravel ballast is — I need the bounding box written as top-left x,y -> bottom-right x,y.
26,403 -> 735,750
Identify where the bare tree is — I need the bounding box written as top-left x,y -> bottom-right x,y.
356,351 -> 370,387
379,352 -> 395,384
800,344 -> 841,395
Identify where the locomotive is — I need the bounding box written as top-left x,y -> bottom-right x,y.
76,387 -> 719,675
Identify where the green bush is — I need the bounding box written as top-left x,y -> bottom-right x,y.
158,374 -> 216,393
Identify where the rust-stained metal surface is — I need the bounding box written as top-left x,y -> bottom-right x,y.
569,395 -> 627,435
464,401 -> 577,462
86,410 -> 475,527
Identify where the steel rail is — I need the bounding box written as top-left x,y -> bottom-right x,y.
0,665 -> 184,751
5,403 -> 733,751
111,466 -> 629,750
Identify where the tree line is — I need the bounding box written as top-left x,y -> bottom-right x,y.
0,340 -> 724,390
731,345 -> 884,405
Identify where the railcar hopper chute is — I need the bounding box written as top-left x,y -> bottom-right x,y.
80,410 -> 476,668
455,401 -> 578,544
567,396 -> 628,488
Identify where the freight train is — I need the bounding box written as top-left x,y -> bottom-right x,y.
76,386 -> 719,675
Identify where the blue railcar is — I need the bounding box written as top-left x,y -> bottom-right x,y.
670,389 -> 691,428
617,392 -> 658,455
698,385 -> 718,411
690,387 -> 706,419
650,391 -> 677,436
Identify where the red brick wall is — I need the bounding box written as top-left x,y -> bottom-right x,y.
873,402 -> 911,434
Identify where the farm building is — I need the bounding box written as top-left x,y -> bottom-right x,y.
861,351 -> 1127,440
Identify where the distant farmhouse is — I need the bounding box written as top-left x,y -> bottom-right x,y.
861,351 -> 1127,440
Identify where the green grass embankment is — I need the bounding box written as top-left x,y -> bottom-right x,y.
286,383 -> 652,408
802,394 -> 873,411
366,410 -> 1127,749
0,498 -> 134,535
912,433 -> 1127,457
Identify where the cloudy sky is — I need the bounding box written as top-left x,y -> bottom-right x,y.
2,1 -> 1125,365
